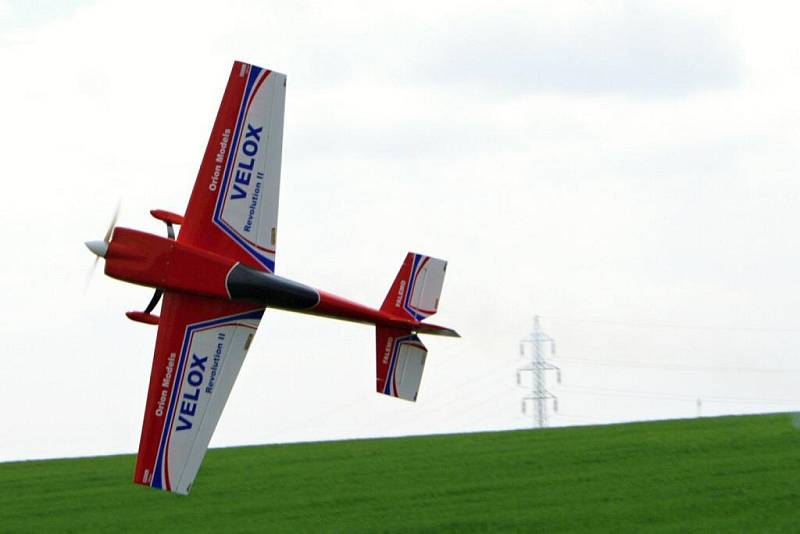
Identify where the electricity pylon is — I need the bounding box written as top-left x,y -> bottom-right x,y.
517,315 -> 560,428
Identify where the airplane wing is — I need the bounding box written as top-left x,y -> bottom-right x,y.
133,61 -> 286,494
179,60 -> 287,273
134,292 -> 263,494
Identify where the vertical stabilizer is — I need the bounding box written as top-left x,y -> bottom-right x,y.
381,253 -> 447,321
376,326 -> 427,401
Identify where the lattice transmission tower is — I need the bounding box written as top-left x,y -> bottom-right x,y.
517,315 -> 561,428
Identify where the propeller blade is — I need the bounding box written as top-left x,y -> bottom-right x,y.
103,202 -> 120,243
84,256 -> 99,295
85,202 -> 119,294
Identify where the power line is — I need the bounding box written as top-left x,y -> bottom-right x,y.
541,315 -> 800,333
559,384 -> 800,406
555,355 -> 800,374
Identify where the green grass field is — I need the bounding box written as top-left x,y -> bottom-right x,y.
2,413 -> 799,533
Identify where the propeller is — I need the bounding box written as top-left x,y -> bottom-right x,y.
84,203 -> 119,292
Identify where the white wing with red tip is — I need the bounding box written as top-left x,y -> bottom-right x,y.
134,293 -> 263,494
179,61 -> 286,273
133,60 -> 286,495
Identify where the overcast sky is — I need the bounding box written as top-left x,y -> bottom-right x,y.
2,0 -> 800,462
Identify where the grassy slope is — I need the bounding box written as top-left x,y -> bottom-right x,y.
1,414 -> 799,533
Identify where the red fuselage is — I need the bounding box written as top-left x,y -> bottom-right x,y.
105,227 -> 446,334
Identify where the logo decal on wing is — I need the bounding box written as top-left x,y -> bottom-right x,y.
149,308 -> 263,492
213,65 -> 278,272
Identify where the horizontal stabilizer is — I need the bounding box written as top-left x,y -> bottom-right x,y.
376,326 -> 427,402
415,322 -> 460,337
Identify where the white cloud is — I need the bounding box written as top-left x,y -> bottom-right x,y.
418,3 -> 742,97
2,0 -> 800,461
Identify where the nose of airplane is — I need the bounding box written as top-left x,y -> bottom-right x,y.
85,240 -> 108,258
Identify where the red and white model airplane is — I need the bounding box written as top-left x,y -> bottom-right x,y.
85,61 -> 458,495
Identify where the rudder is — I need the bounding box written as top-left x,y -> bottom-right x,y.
376,326 -> 427,401
381,252 -> 447,321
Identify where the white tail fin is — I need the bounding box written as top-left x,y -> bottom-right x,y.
376,327 -> 427,401
381,253 -> 447,321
